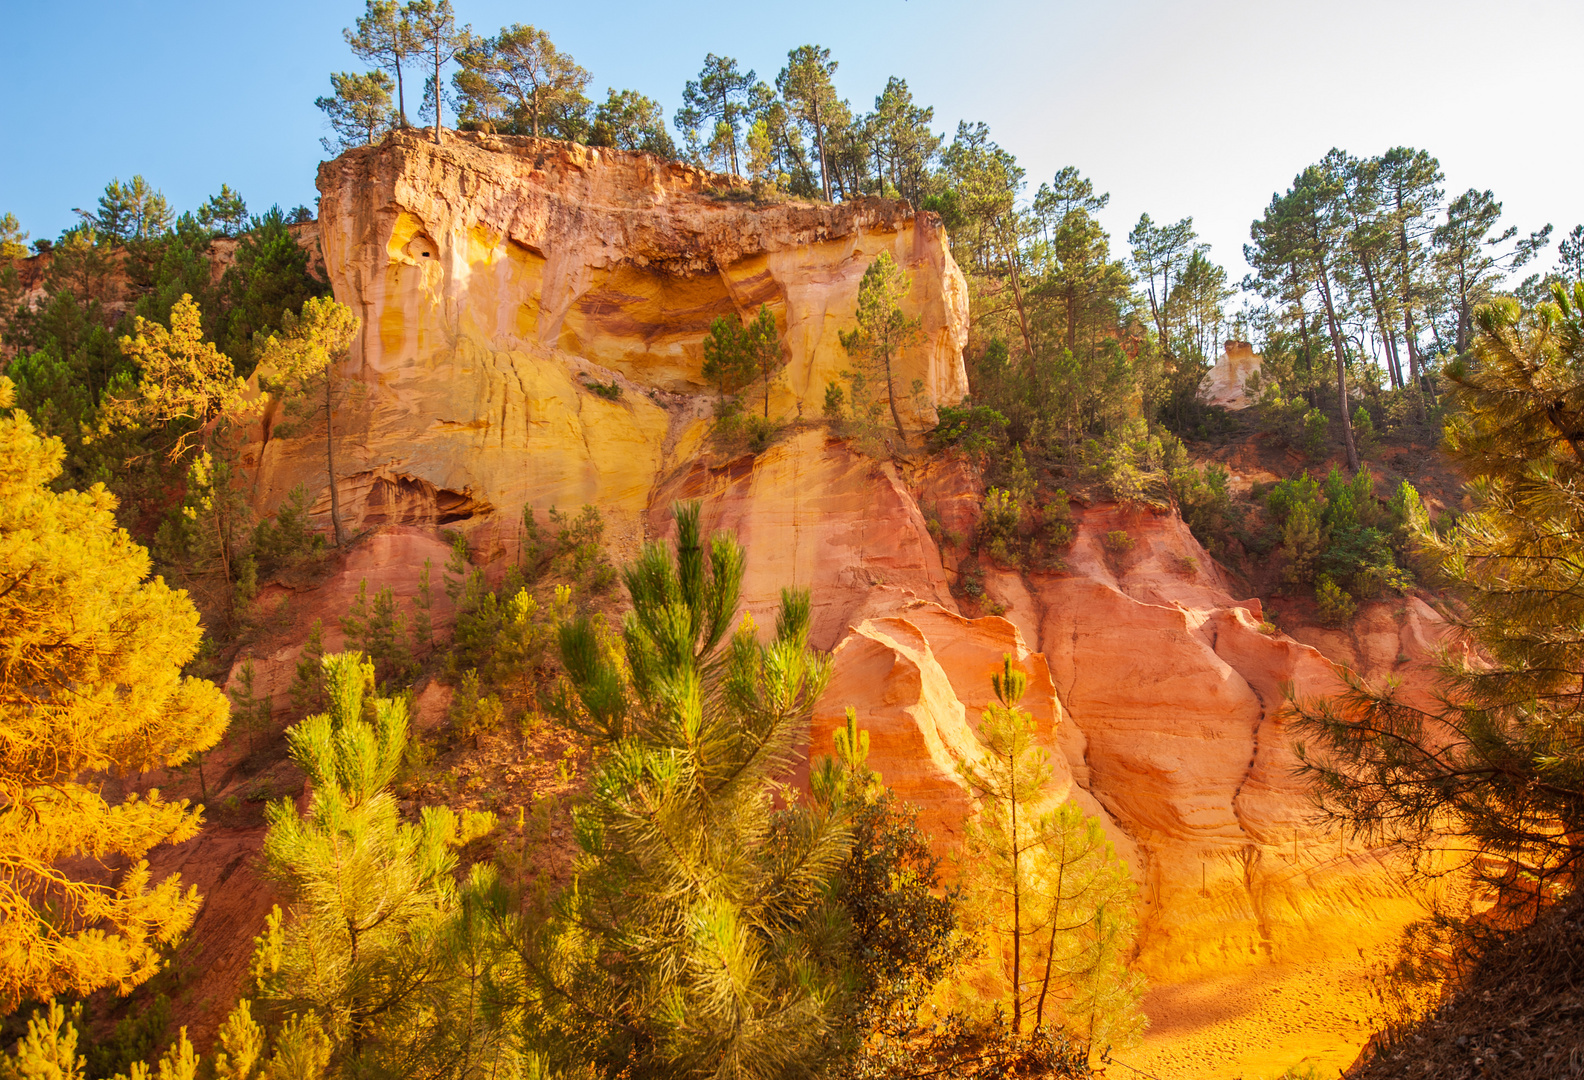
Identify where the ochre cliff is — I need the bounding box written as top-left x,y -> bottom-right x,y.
231,135 -> 1448,1079
247,132 -> 968,538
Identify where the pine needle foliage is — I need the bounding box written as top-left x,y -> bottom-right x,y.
99,294 -> 259,461
532,501 -> 852,1079
1294,283 -> 1584,904
0,377 -> 229,1010
255,652 -> 488,1066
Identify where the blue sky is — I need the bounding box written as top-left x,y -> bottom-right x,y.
3,0 -> 1580,286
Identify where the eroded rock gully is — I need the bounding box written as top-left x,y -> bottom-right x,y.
215,135 -> 1452,1076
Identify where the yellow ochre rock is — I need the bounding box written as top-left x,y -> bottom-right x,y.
249,131 -> 968,535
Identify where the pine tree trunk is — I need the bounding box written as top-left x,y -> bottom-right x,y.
883,350 -> 907,447
432,46 -> 442,144
1395,217 -> 1428,421
1035,843 -> 1068,1028
1357,252 -> 1403,389
1315,264 -> 1361,471
326,372 -> 346,546
1010,743 -> 1021,1034
1403,308 -> 1427,420
813,101 -> 830,202
998,235 -> 1037,371
1065,283 -> 1078,356
396,59 -> 407,126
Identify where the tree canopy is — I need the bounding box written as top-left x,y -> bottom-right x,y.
0,376 -> 229,1010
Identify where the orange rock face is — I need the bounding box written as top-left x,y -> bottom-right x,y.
248,132 -> 968,540
805,490 -> 1449,1078
230,137 -> 1453,1078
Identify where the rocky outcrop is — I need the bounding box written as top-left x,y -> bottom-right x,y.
1200,340 -> 1262,410
650,427 -> 958,648
248,132 -> 968,539
804,484 -> 1450,1078
227,136 -> 1453,1077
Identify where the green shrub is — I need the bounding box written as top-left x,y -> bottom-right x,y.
1171,462 -> 1234,548
1267,467 -> 1413,597
1266,472 -> 1323,525
1252,381 -> 1309,444
822,380 -> 845,420
1302,407 -> 1329,457
1102,530 -> 1135,558
1316,573 -> 1357,627
979,487 -> 1022,567
929,403 -> 1009,457
583,377 -> 622,400
1082,418 -> 1189,507
342,579 -> 416,691
449,668 -> 504,744
744,414 -> 779,453
1352,403 -> 1377,456
1040,492 -> 1075,556
252,484 -> 325,574
1281,502 -> 1324,587
85,994 -> 172,1079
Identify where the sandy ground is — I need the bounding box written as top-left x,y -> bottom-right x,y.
1113,951 -> 1389,1079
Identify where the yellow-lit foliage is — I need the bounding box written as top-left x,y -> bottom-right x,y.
104,293 -> 258,459
0,377 -> 229,1010
255,295 -> 359,387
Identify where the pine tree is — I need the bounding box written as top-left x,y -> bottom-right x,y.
528,502 -> 853,1077
315,71 -> 397,153
0,1000 -> 85,1079
1246,154 -> 1362,471
1,212 -> 31,259
678,55 -> 756,175
957,657 -> 1049,1033
344,0 -> 419,127
402,0 -> 470,144
411,558 -> 434,653
745,304 -> 782,419
866,78 -> 941,207
103,293 -> 259,461
1028,803 -> 1143,1050
703,305 -> 780,419
87,177 -> 172,244
197,185 -> 249,238
255,652 -> 486,1063
1295,282 -> 1584,906
588,88 -> 675,156
841,251 -> 922,446
958,658 -> 1142,1050
210,1000 -> 265,1080
701,312 -> 757,407
229,657 -> 273,757
776,46 -> 841,201
0,377 -> 229,1010
289,620 -> 328,716
255,296 -> 360,546
454,24 -> 589,138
